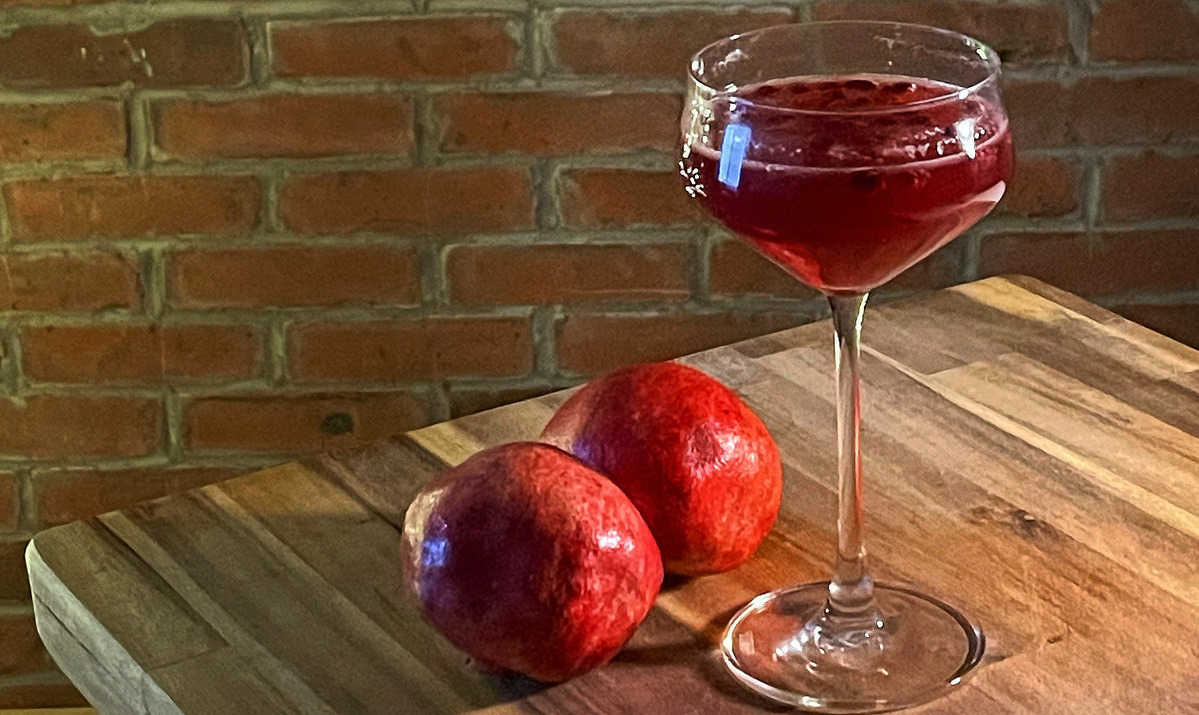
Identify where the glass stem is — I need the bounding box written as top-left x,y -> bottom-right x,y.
827,293 -> 877,620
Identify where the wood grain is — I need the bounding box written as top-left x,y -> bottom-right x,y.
27,276 -> 1199,713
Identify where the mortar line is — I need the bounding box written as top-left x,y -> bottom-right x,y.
164,388 -> 184,460
260,169 -> 286,235
0,455 -> 270,471
1,453 -> 289,472
8,377 -> 277,397
141,246 -> 166,320
442,373 -> 580,391
0,65 -> 1190,107
0,327 -> 20,396
966,214 -> 1199,235
527,6 -> 549,82
426,382 -> 451,423
0,77 -> 688,101
1065,0 -> 1092,65
247,16 -> 273,87
0,601 -> 34,617
1,144 -> 1195,180
1083,155 -> 1103,233
0,179 -> 11,248
14,468 -> 35,533
2,292 -> 837,329
2,302 -> 549,326
0,531 -> 33,545
418,0 -> 825,12
0,0 -> 426,25
1089,218 -> 1199,231
0,380 -> 432,399
2,227 -> 706,253
420,240 -> 448,307
0,671 -> 83,691
127,92 -> 152,171
544,299 -> 825,319
0,148 -> 824,176
267,319 -> 289,386
531,160 -> 560,230
20,455 -> 289,474
411,93 -> 437,166
531,305 -> 560,378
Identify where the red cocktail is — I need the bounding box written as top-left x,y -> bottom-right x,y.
683,75 -> 1012,293
681,22 -> 1012,712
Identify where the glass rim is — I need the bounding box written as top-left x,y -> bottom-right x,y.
687,20 -> 1003,117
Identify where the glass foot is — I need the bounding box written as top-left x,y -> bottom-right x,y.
721,582 -> 984,713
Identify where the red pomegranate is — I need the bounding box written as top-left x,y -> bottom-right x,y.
402,442 -> 663,683
541,362 -> 782,576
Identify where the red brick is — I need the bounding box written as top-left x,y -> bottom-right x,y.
552,9 -> 791,77
154,95 -> 411,159
280,167 -> 534,235
1092,0 -> 1199,61
0,537 -> 31,601
436,93 -> 681,155
169,246 -> 419,309
0,676 -> 87,709
1109,304 -> 1199,348
34,467 -> 242,526
1005,77 -> 1199,147
814,1 -> 1069,65
0,252 -> 138,312
292,317 -> 534,381
448,385 -> 555,418
996,155 -> 1080,217
23,324 -> 259,385
0,612 -> 48,674
447,243 -> 690,305
0,20 -> 246,89
556,311 -> 801,375
0,102 -> 124,162
978,230 -> 1199,295
0,472 -> 14,531
0,395 -> 159,458
709,239 -> 818,298
559,168 -> 701,227
185,392 -> 431,452
1103,153 -> 1199,221
273,16 -> 519,80
1003,81 -> 1063,147
5,175 -> 261,242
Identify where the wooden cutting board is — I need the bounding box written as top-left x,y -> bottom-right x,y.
26,276 -> 1199,713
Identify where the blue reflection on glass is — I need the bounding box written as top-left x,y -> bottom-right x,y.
718,123 -> 752,190
422,535 -> 449,568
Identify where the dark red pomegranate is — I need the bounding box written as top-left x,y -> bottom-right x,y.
402,442 -> 663,683
542,362 -> 782,576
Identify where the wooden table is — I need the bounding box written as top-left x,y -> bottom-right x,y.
26,276 -> 1199,713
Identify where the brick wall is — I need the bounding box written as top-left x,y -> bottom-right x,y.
0,0 -> 1196,704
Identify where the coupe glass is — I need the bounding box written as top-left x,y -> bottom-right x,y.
680,21 -> 1013,712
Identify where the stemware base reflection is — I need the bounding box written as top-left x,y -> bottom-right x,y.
721,582 -> 984,713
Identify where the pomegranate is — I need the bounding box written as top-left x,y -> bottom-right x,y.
542,362 -> 782,576
402,442 -> 663,682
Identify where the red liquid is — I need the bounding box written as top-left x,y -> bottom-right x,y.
681,75 -> 1014,294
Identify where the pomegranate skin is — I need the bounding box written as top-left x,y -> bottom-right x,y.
541,362 -> 782,576
402,442 -> 663,683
